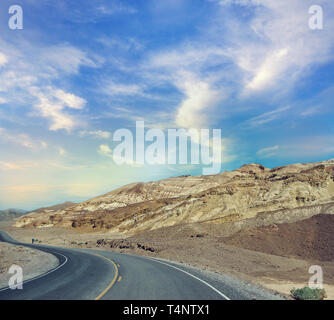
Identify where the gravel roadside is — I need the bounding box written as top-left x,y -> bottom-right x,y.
0,242 -> 59,289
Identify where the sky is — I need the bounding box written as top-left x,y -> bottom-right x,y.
0,0 -> 334,209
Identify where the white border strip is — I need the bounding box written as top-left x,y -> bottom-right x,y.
143,256 -> 231,300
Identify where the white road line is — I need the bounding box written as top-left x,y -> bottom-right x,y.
0,250 -> 68,292
143,256 -> 231,300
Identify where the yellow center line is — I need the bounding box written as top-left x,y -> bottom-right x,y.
118,276 -> 122,282
93,254 -> 119,300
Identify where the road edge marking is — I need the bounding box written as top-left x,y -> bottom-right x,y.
93,254 -> 119,300
143,256 -> 231,300
0,251 -> 68,293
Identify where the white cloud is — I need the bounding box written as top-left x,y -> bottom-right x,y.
148,46 -> 226,70
0,41 -> 99,130
301,105 -> 321,117
218,0 -> 257,5
0,97 -> 7,104
272,136 -> 334,158
98,143 -> 139,166
220,0 -> 334,93
143,45 -> 228,128
58,147 -> 66,156
97,3 -> 137,15
30,87 -> 86,132
79,130 -> 111,139
39,45 -> 100,75
113,0 -> 334,132
0,128 -> 42,149
0,71 -> 37,93
97,37 -> 144,52
41,141 -> 48,149
98,144 -> 113,157
246,48 -> 289,91
257,145 -> 279,157
0,183 -> 102,205
103,82 -> 143,96
175,71 -> 222,128
52,89 -> 86,109
0,52 -> 8,67
245,106 -> 290,127
0,162 -> 23,170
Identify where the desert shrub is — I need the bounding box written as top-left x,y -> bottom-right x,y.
291,287 -> 327,300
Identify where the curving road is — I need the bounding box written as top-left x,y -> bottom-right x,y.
0,230 -> 279,300
0,230 -> 117,300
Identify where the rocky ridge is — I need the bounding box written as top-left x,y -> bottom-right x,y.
15,159 -> 334,235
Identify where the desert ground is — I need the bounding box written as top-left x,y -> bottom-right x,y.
0,231 -> 58,289
2,212 -> 334,299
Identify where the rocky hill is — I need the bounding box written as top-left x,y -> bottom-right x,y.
15,159 -> 334,234
0,209 -> 27,221
27,201 -> 76,214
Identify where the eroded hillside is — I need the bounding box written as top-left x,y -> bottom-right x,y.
15,160 -> 334,234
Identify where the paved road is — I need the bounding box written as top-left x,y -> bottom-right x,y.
0,230 -> 280,300
0,230 -> 117,300
0,230 -> 232,300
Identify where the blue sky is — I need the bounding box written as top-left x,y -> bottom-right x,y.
0,0 -> 334,209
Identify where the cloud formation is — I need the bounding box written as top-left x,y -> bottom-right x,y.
30,87 -> 86,131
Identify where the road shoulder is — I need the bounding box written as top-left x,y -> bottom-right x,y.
0,242 -> 59,289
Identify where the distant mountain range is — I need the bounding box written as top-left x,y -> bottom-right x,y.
0,202 -> 75,222
0,209 -> 27,221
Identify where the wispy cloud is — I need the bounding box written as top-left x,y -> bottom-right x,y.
218,0 -> 334,94
0,40 -> 100,131
257,145 -> 279,158
39,44 -> 101,75
0,161 -> 23,170
98,144 -> 113,158
103,81 -> 144,97
58,147 -> 67,156
174,71 -> 222,128
29,87 -> 86,132
79,130 -> 111,139
97,37 -> 144,52
244,106 -> 290,128
97,2 -> 137,15
301,105 -> 322,117
0,127 -> 44,149
270,136 -> 334,158
0,52 -> 8,67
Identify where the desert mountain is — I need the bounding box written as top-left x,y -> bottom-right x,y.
15,159 -> 334,234
28,201 -> 76,214
0,209 -> 27,221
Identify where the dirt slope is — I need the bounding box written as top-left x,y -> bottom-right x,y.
222,214 -> 334,261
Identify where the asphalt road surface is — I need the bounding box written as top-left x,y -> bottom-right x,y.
0,230 -> 280,300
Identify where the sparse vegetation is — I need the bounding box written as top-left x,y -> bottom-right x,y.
290,287 -> 327,300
